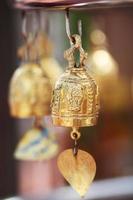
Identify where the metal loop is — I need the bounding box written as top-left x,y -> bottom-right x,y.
65,9 -> 83,46
70,128 -> 81,140
71,128 -> 80,156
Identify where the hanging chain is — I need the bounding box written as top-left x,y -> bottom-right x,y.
70,127 -> 81,156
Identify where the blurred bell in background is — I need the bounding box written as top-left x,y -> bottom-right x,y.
9,10 -> 67,197
0,0 -> 133,199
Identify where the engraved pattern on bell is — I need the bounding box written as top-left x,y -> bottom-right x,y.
51,34 -> 100,127
9,62 -> 52,118
52,67 -> 99,127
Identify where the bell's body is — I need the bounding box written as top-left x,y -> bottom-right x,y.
9,62 -> 52,118
52,66 -> 100,127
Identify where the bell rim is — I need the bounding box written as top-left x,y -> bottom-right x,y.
52,115 -> 98,127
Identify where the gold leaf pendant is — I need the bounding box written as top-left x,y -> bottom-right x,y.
57,149 -> 96,197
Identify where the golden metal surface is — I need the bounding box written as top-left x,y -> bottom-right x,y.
9,62 -> 52,118
51,34 -> 100,127
70,127 -> 81,140
14,127 -> 59,161
57,149 -> 96,197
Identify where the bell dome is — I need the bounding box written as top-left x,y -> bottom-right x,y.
9,62 -> 52,118
52,66 -> 100,127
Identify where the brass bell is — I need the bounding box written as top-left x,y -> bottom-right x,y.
51,14 -> 99,197
9,62 -> 52,118
51,34 -> 100,127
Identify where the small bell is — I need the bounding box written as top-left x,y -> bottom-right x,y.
9,62 -> 52,118
51,23 -> 100,196
9,13 -> 53,118
52,34 -> 100,127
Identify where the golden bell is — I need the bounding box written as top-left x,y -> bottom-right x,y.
51,34 -> 100,127
9,62 -> 52,118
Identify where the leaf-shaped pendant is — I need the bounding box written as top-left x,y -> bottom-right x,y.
57,149 -> 96,197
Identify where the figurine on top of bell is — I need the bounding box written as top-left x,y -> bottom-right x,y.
8,14 -> 52,118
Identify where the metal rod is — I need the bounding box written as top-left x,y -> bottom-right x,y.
65,9 -> 73,45
78,19 -> 82,37
65,9 -> 83,45
22,11 -> 27,39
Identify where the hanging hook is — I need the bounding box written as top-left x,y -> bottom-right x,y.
65,9 -> 73,45
21,11 -> 41,62
78,20 -> 82,37
21,11 -> 30,61
21,11 -> 39,42
40,11 -> 50,34
65,9 -> 83,46
31,10 -> 40,39
64,10 -> 87,68
21,11 -> 27,41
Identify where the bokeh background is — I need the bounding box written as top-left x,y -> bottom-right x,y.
0,0 -> 133,199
